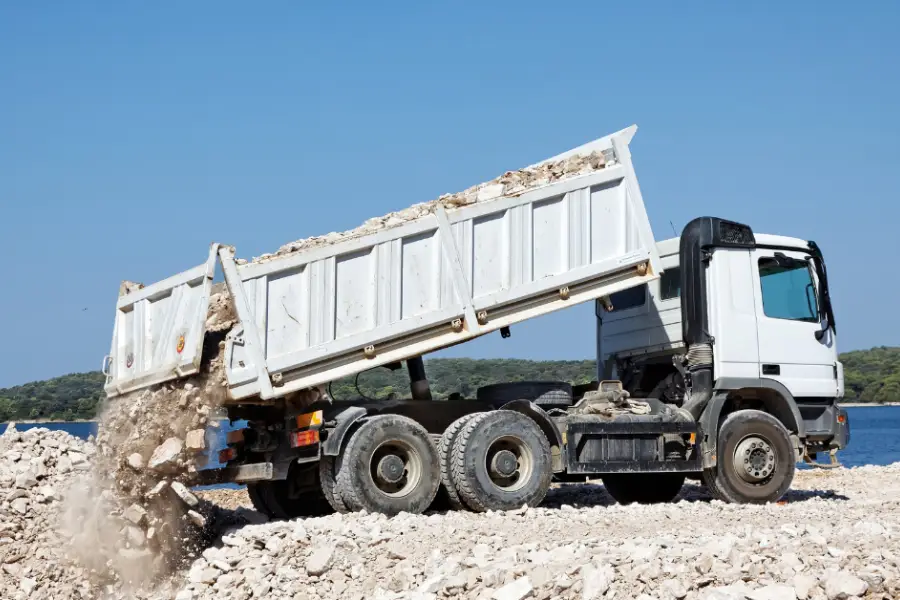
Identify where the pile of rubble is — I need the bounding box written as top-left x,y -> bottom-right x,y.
4,289 -> 244,597
181,465 -> 898,600
0,425 -> 105,599
252,149 -> 611,263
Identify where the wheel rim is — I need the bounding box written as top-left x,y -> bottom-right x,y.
733,435 -> 776,483
368,440 -> 422,498
485,436 -> 534,492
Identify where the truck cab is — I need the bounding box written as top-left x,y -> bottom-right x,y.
597,221 -> 849,476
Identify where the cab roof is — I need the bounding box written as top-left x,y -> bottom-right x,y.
656,233 -> 810,259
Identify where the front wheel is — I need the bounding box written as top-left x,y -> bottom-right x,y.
602,473 -> 685,504
704,409 -> 795,504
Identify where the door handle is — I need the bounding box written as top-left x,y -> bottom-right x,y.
762,364 -> 780,376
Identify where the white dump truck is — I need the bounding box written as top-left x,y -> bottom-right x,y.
103,125 -> 848,517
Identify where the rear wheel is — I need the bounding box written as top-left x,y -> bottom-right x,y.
249,464 -> 333,519
449,410 -> 551,512
438,413 -> 483,511
246,482 -> 270,513
319,455 -> 349,513
703,409 -> 795,504
336,415 -> 440,515
601,473 -> 685,505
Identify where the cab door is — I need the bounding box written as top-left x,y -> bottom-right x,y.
751,248 -> 837,398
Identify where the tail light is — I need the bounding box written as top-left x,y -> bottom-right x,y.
290,430 -> 320,448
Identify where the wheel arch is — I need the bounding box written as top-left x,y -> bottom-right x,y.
699,377 -> 805,469
321,406 -> 368,457
499,400 -> 565,472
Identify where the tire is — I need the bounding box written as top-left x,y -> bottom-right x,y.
601,473 -> 685,505
246,483 -> 270,514
449,410 -> 552,512
336,415 -> 441,515
704,409 -> 795,504
252,479 -> 332,519
319,455 -> 350,513
476,381 -> 573,408
438,413 -> 483,511
701,468 -> 728,501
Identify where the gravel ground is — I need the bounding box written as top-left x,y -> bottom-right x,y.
184,466 -> 900,600
4,422 -> 899,600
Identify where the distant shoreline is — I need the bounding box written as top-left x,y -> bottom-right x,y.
839,402 -> 900,408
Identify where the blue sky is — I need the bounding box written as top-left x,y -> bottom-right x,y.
1,3 -> 898,388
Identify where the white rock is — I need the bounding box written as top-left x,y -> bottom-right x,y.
14,470 -> 37,489
747,584 -> 797,600
123,503 -> 147,525
125,525 -> 146,548
11,498 -> 28,514
661,579 -> 689,599
146,479 -> 169,498
190,567 -> 221,585
491,576 -> 533,600
20,577 -> 37,594
126,453 -> 144,470
701,584 -> 751,600
187,510 -> 206,528
792,573 -> 817,600
170,481 -> 199,507
6,488 -> 27,501
148,437 -> 183,471
56,454 -> 72,473
418,575 -> 445,594
823,571 -> 868,600
67,451 -> 87,465
306,546 -> 335,576
185,429 -> 207,451
582,563 -> 614,599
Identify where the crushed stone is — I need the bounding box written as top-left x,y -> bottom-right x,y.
5,420 -> 895,600
251,149 -> 612,264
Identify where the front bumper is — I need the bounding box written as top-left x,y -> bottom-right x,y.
832,407 -> 850,450
798,402 -> 850,451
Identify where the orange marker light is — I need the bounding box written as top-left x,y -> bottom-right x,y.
296,411 -> 323,429
218,448 -> 237,463
837,414 -> 846,424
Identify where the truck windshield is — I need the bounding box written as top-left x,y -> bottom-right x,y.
758,258 -> 818,322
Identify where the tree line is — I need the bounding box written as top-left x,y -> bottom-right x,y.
1,348 -> 898,422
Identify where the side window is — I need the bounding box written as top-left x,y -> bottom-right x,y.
608,285 -> 647,312
758,258 -> 818,322
660,267 -> 681,300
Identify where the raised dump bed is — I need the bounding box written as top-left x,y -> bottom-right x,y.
104,125 -> 660,401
